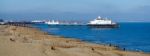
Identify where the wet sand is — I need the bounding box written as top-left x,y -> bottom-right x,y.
0,25 -> 149,56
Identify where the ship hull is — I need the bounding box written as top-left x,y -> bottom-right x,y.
87,24 -> 118,28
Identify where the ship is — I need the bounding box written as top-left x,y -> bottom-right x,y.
87,16 -> 118,28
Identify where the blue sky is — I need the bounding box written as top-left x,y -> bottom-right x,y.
0,0 -> 150,22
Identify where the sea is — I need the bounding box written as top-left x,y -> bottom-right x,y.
32,22 -> 150,53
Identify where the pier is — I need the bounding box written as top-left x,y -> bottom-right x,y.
5,22 -> 33,27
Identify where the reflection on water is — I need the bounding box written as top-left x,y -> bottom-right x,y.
90,28 -> 116,30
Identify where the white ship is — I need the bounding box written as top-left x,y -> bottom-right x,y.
87,16 -> 118,28
45,20 -> 59,25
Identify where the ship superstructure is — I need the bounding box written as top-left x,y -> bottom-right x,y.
87,16 -> 118,28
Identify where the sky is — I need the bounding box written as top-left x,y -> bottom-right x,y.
0,0 -> 150,22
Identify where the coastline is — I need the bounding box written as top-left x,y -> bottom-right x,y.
0,25 -> 149,56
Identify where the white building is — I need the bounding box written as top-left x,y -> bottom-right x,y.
45,20 -> 59,25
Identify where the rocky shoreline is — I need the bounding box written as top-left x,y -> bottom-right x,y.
0,25 -> 149,56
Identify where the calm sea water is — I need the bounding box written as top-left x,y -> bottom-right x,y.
32,23 -> 150,52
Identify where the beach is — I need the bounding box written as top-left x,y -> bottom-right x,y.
0,25 -> 149,56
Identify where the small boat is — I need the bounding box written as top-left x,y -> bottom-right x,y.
87,16 -> 118,28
